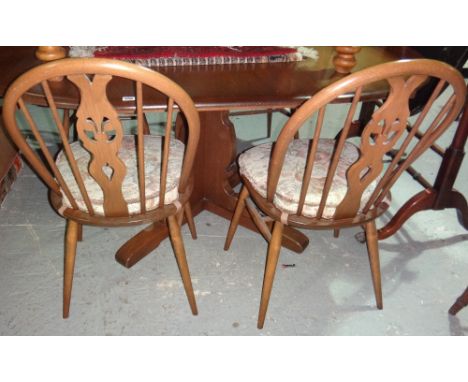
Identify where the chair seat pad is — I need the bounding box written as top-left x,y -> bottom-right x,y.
239,138 -> 378,218
56,135 -> 184,216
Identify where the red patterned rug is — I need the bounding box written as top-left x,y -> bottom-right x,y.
69,46 -> 318,66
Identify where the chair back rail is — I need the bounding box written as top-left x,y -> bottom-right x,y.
267,59 -> 466,221
2,58 -> 200,219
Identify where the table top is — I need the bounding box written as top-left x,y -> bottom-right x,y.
0,46 -> 421,111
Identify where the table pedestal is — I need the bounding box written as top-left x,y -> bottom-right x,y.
115,110 -> 309,268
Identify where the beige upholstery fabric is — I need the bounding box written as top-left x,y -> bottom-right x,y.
56,135 -> 184,215
239,138 -> 378,218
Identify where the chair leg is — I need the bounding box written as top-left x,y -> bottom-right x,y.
258,221 -> 284,329
364,220 -> 383,309
142,113 -> 151,135
167,215 -> 198,315
184,203 -> 197,240
63,220 -> 79,318
77,223 -> 83,242
333,229 -> 340,238
224,186 -> 249,251
176,207 -> 184,226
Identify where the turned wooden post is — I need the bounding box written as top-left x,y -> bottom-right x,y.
35,47 -> 67,81
333,46 -> 361,74
35,46 -> 67,62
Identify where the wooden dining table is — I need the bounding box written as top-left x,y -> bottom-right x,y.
1,46 -> 466,269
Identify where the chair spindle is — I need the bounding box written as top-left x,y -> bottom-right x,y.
136,81 -> 146,213
42,80 -> 95,215
316,86 -> 362,218
159,98 -> 175,207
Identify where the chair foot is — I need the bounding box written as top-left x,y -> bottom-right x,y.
364,220 -> 383,310
184,203 -> 197,240
167,215 -> 198,315
257,221 -> 284,329
63,220 -> 79,319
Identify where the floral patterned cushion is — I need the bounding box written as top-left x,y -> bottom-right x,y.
55,135 -> 184,216
239,138 -> 378,218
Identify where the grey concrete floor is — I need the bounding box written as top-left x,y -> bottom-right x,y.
1,159 -> 467,335
1,98 -> 468,335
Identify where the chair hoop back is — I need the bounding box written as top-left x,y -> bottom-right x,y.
267,59 -> 466,221
2,58 -> 200,219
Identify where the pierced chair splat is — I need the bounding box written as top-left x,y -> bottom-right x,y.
224,59 -> 467,329
2,58 -> 201,318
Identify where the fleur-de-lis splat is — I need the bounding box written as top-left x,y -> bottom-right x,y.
68,73 -> 128,216
334,74 -> 428,219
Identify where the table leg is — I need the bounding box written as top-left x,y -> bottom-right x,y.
449,287 -> 468,315
378,94 -> 468,239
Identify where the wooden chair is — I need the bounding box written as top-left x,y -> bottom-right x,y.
2,58 -> 200,318
224,59 -> 466,329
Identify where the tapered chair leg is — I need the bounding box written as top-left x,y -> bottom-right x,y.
364,220 -> 383,309
184,203 -> 197,240
63,219 -> 79,319
224,186 -> 249,251
167,215 -> 198,315
258,221 -> 284,329
176,207 -> 184,226
77,223 -> 83,242
142,113 -> 151,135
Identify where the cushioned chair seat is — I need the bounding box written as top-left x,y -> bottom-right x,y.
239,138 -> 378,218
56,135 -> 184,215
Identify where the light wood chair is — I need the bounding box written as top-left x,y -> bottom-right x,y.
2,58 -> 200,318
224,59 -> 467,329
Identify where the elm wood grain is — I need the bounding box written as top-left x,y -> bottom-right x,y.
224,60 -> 466,327
2,58 -> 201,317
